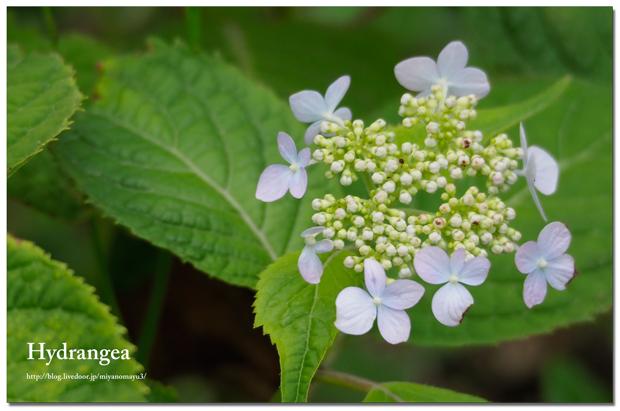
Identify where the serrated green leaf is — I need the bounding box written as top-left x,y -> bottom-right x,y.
7,235 -> 148,402
7,148 -> 88,221
7,44 -> 83,177
54,39 -> 341,288
254,250 -> 362,402
401,79 -> 611,346
474,75 -> 571,140
363,382 -> 487,403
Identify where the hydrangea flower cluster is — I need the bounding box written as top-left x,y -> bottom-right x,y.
256,41 -> 578,344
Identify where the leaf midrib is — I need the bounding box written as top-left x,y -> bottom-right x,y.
91,109 -> 278,261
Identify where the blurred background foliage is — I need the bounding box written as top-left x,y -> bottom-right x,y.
7,7 -> 612,402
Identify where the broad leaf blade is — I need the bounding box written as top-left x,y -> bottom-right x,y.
7,45 -> 83,177
402,79 -> 612,346
254,250 -> 363,402
55,39 -> 340,288
363,382 -> 487,403
7,235 -> 148,402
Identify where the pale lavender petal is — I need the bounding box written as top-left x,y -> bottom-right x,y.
447,67 -> 490,98
314,239 -> 334,254
333,107 -> 352,122
529,146 -> 559,195
457,256 -> 490,286
437,41 -> 468,79
545,254 -> 577,291
298,245 -> 324,284
413,246 -> 451,284
364,259 -> 386,298
297,147 -> 311,167
523,268 -> 547,308
289,90 -> 326,123
304,120 -> 324,145
301,226 -> 326,238
255,164 -> 292,202
334,287 -> 376,335
526,153 -> 547,221
431,283 -> 474,327
394,57 -> 440,92
289,168 -> 307,199
450,248 -> 466,275
415,89 -> 433,99
277,132 -> 298,164
324,76 -> 350,113
520,123 -> 528,165
515,241 -> 542,274
381,280 -> 425,310
538,222 -> 571,260
377,305 -> 411,344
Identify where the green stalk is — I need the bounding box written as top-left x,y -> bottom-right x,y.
185,7 -> 201,50
136,250 -> 173,368
41,7 -> 58,47
362,172 -> 376,197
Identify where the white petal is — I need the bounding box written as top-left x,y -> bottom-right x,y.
304,120 -> 324,145
288,167 -> 308,199
298,246 -> 324,284
437,41 -> 468,79
377,305 -> 411,344
545,254 -> 577,291
528,146 -> 559,195
394,57 -> 440,92
255,164 -> 293,202
413,246 -> 450,284
457,255 -> 490,286
297,147 -> 311,167
381,280 -> 425,310
431,283 -> 474,327
525,153 -> 548,221
313,239 -> 334,254
447,67 -> 490,98
364,259 -> 386,298
324,76 -> 350,113
520,122 -> 528,166
334,287 -> 376,335
523,268 -> 547,308
301,226 -> 326,237
277,132 -> 298,164
515,241 -> 542,274
289,90 -> 326,123
333,107 -> 352,122
415,90 -> 434,99
450,248 -> 466,275
538,222 -> 571,260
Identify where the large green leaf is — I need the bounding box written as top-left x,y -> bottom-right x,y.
7,235 -> 148,402
401,79 -> 612,346
254,250 -> 362,402
7,44 -> 83,177
363,382 -> 487,403
55,39 -> 340,288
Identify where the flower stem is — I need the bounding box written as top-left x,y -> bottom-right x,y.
41,7 -> 58,47
362,172 -> 376,197
185,7 -> 201,50
136,250 -> 173,368
313,369 -> 404,402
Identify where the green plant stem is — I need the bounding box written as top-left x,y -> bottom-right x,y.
136,250 -> 173,368
89,218 -> 124,325
41,7 -> 58,47
185,7 -> 201,50
313,369 -> 404,402
362,172 -> 376,197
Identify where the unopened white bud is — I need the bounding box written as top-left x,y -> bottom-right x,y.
331,161 -> 344,173
450,168 -> 463,179
375,134 -> 386,146
425,181 -> 438,194
439,203 -> 451,214
436,177 -> 447,188
354,159 -> 367,172
386,244 -> 397,257
401,93 -> 413,105
473,130 -> 483,142
398,267 -> 412,279
340,175 -> 352,186
312,199 -> 322,210
383,181 -> 396,193
425,137 -> 438,147
347,201 -> 359,213
313,150 -> 324,161
505,208 -> 516,220
344,256 -> 355,268
453,230 -> 465,241
381,260 -> 393,270
458,155 -> 470,167
410,170 -> 422,181
397,245 -> 409,257
353,216 -> 365,227
491,244 -> 503,255
370,119 -> 386,132
429,232 -> 442,244
401,142 -> 413,154
344,151 -> 355,163
472,156 -> 485,169
426,122 -> 439,134
334,208 -> 347,220
373,225 -> 385,235
491,171 -> 505,186
366,160 -> 377,172
481,233 -> 493,245
463,194 -> 476,206
362,229 -> 374,241
429,161 -> 440,174
323,228 -> 335,239
375,191 -> 388,203
372,173 -> 384,185
385,159 -> 399,173
347,231 -> 358,241
354,264 -> 364,273
372,212 -> 385,223
459,109 -> 470,120
312,213 -> 327,225
376,147 -> 387,158
492,213 -> 504,225
450,215 -> 463,227
334,239 -> 345,250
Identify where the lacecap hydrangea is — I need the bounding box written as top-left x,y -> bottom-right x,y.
256,41 -> 578,344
